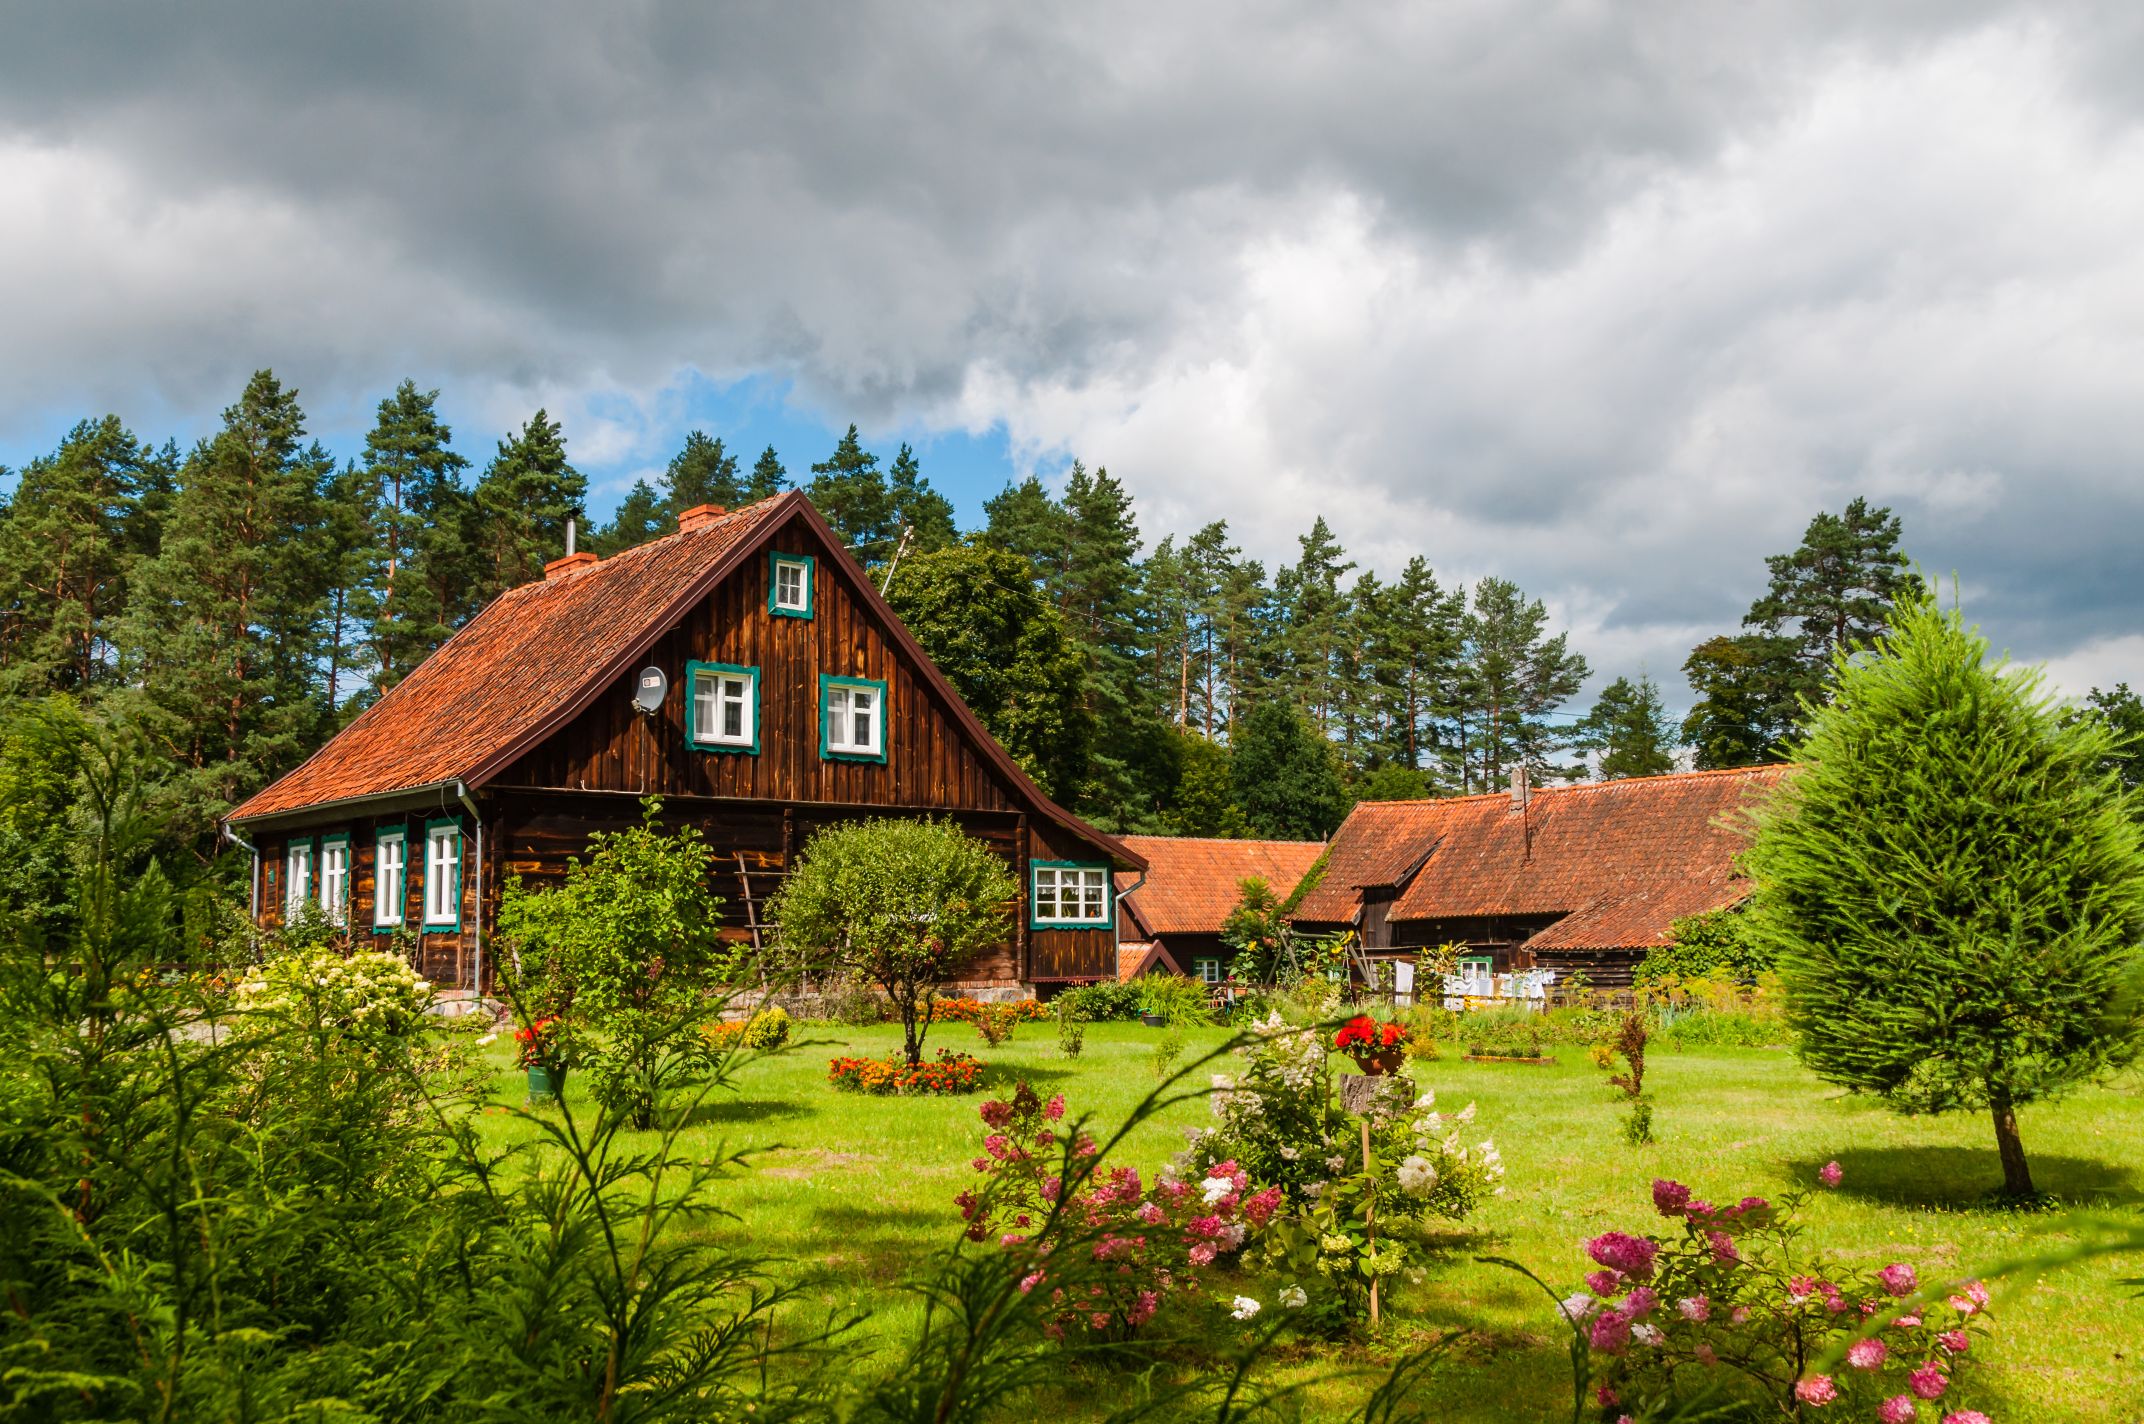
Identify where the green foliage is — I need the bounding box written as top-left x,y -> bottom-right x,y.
472,407 -> 585,599
1574,673 -> 1678,780
1681,632 -> 1805,770
767,816 -> 1019,1066
1161,729 -> 1251,837
1231,700 -> 1350,838
1054,979 -> 1143,1022
1135,971 -> 1215,1026
741,1003 -> 792,1050
496,798 -> 732,1128
1460,576 -> 1590,789
2073,682 -> 2144,800
1744,591 -> 2144,1196
1352,764 -> 1431,801
884,543 -> 1092,801
1053,995 -> 1086,1057
1636,907 -> 1775,984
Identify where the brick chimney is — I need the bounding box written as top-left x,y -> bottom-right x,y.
1509,764 -> 1531,809
677,503 -> 726,534
544,551 -> 598,580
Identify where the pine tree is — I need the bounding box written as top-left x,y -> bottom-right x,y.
1461,577 -> 1589,790
122,371 -> 334,844
0,415 -> 150,694
745,445 -> 789,501
1059,463 -> 1163,825
1576,674 -> 1678,780
1357,556 -> 1465,784
1744,593 -> 2144,1198
360,382 -> 471,693
1747,497 -> 1921,673
662,431 -> 743,512
978,475 -> 1071,587
472,409 -> 585,600
1230,699 -> 1349,839
592,478 -> 668,556
885,443 -> 958,553
808,425 -> 894,563
1276,517 -> 1356,735
317,459 -> 380,714
1182,521 -> 1241,737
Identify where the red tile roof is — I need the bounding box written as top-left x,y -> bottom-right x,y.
227,491 -> 1143,871
1295,766 -> 1791,952
1115,835 -> 1327,938
231,498 -> 787,821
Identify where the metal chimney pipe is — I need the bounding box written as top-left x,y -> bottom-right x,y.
566,516 -> 577,558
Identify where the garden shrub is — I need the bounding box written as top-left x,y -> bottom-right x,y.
236,943 -> 433,1046
1055,997 -> 1086,1058
706,1004 -> 793,1051
1056,980 -> 1143,1021
1137,973 -> 1215,1025
827,1048 -> 985,1095
955,1081 -> 1280,1339
1546,1168 -> 1997,1420
973,1002 -> 1020,1047
1185,1014 -> 1503,1317
929,996 -> 1048,1024
1637,906 -> 1774,985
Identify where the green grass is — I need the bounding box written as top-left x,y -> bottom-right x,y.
474,1022 -> 2144,1422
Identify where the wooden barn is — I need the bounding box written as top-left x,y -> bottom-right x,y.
1290,765 -> 1788,990
223,491 -> 1144,998
1112,835 -> 1327,983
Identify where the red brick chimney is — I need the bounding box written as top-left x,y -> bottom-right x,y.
544,551 -> 598,580
678,503 -> 726,534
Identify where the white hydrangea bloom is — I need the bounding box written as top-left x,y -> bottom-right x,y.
1279,1285 -> 1308,1309
1396,1154 -> 1438,1195
1230,1296 -> 1262,1321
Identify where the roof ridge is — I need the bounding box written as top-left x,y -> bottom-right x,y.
1119,833 -> 1325,847
1345,763 -> 1792,813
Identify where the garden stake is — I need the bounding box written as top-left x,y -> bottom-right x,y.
1362,1115 -> 1378,1325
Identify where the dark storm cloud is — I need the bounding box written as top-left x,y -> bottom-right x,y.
2,1 -> 2140,698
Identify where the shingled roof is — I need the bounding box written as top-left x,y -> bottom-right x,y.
226,491 -> 1141,869
1115,835 -> 1327,939
1294,766 -> 1790,952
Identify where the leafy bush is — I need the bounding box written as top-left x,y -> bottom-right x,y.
1055,997 -> 1086,1058
1637,906 -> 1774,985
236,944 -> 433,1045
827,1048 -> 985,1095
1541,1169 -> 1997,1419
1137,973 -> 1215,1026
973,1002 -> 1021,1047
1056,980 -> 1143,1021
742,1003 -> 792,1049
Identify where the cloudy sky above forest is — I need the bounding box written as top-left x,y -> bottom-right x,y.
3,2 -> 2143,706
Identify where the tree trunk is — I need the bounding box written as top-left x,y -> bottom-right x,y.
1990,1093 -> 2034,1198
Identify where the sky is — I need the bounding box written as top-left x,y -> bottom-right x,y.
3,2 -> 2142,710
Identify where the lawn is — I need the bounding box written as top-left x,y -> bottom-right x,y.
474,1021 -> 2144,1422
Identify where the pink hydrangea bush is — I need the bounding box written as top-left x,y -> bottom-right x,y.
955,1081 -> 1278,1338
1562,1167 -> 1995,1419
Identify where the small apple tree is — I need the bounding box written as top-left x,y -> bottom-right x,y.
769,817 -> 1019,1065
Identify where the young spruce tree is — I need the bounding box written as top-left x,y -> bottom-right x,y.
1742,591 -> 2144,1198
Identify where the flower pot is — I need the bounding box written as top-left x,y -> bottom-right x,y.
526,1063 -> 565,1104
1140,1012 -> 1167,1028
1349,1049 -> 1406,1076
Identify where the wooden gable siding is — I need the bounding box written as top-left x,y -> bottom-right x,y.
495,521 -> 1025,814
1025,819 -> 1118,982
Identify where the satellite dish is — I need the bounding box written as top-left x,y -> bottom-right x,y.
632,666 -> 668,715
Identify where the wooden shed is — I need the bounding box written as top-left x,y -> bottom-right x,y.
224,490 -> 1143,996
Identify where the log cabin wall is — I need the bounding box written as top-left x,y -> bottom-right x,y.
255,814 -> 478,990
1025,819 -> 1119,982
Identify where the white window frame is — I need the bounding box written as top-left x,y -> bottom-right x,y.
1030,862 -> 1111,928
688,662 -> 758,752
374,830 -> 407,928
284,840 -> 313,917
821,676 -> 885,761
319,836 -> 350,926
1194,957 -> 1223,985
423,821 -> 461,928
771,555 -> 811,614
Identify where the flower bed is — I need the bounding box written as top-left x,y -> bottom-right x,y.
828,1048 -> 985,1095
927,997 -> 1049,1024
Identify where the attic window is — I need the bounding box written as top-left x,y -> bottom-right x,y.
1031,862 -> 1111,928
688,661 -> 759,753
769,553 -> 814,618
821,676 -> 885,761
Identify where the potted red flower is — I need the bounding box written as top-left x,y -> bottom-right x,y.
517,1016 -> 565,1103
1334,1014 -> 1409,1075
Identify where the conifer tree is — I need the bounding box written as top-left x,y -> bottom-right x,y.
1680,633 -> 1804,769
1743,593 -> 2144,1198
592,478 -> 667,556
662,431 -> 742,512
317,459 -> 380,713
1230,699 -> 1349,839
808,425 -> 894,562
1576,674 -> 1679,780
745,445 -> 789,500
473,409 -> 585,599
1748,497 -> 1921,673
885,442 -> 958,553
1059,463 -> 1164,825
0,415 -> 149,694
1276,517 -> 1356,734
1182,521 -> 1241,737
1356,556 -> 1465,783
123,371 -> 334,843
978,474 -> 1071,586
1461,577 -> 1589,790
361,382 -> 471,693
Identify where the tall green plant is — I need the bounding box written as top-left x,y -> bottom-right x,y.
1743,591 -> 2144,1197
768,817 -> 1019,1066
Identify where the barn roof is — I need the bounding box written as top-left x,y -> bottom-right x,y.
1114,835 -> 1327,939
1294,766 -> 1790,952
226,491 -> 1141,870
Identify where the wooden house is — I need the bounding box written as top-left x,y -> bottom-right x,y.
1290,765 -> 1788,990
1112,835 -> 1328,984
223,491 -> 1144,997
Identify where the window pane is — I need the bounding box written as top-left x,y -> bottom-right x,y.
694,677 -> 718,738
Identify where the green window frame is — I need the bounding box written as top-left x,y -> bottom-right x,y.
1030,860 -> 1113,930
686,660 -> 761,754
318,832 -> 352,927
768,552 -> 815,619
282,837 -> 315,918
373,827 -> 408,931
421,818 -> 462,932
819,674 -> 888,763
